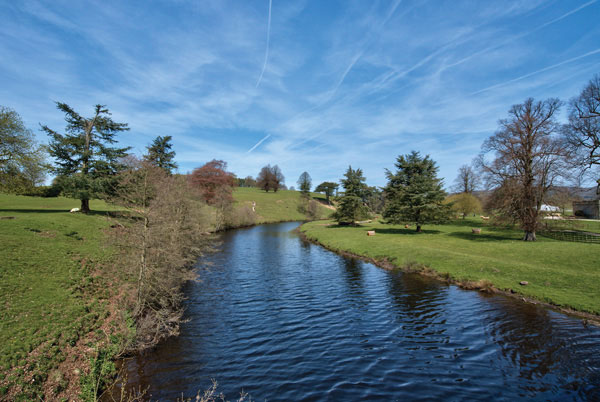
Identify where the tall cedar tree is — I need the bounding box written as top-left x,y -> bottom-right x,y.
563,74 -> 600,192
315,181 -> 338,204
479,98 -> 567,241
43,103 -> 130,212
333,166 -> 369,225
297,171 -> 312,195
257,164 -> 285,192
144,135 -> 177,174
383,151 -> 450,232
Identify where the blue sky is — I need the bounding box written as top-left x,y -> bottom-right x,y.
1,1 -> 599,189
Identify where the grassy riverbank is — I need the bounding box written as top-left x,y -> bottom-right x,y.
0,189 -> 332,399
0,194 -> 123,400
301,218 -> 600,316
233,187 -> 333,223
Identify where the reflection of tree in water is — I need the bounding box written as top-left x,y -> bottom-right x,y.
480,296 -> 600,397
341,258 -> 364,296
386,271 -> 448,325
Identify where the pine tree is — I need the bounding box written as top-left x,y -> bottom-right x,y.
333,166 -> 370,225
144,135 -> 177,174
383,151 -> 451,232
42,103 -> 130,213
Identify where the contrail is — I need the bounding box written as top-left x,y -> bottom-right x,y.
470,48 -> 600,96
247,134 -> 271,153
256,0 -> 272,88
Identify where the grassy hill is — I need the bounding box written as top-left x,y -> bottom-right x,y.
233,187 -> 333,224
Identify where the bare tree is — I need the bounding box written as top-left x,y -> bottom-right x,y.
256,164 -> 284,192
563,74 -> 600,193
452,164 -> 480,193
478,98 -> 568,241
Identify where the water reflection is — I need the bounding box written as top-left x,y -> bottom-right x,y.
120,222 -> 600,401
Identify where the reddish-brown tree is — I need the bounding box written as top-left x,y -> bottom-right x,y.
189,159 -> 236,205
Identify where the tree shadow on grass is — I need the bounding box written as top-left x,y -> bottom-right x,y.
372,227 -> 442,235
0,208 -> 117,216
446,231 -> 519,242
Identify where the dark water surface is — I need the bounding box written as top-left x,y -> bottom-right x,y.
125,222 -> 600,401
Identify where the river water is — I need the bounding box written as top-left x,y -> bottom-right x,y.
123,222 -> 600,401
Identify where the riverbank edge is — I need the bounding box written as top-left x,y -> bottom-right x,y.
297,225 -> 600,327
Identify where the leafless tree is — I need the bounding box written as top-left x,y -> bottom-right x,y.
452,164 -> 480,193
478,98 -> 568,241
563,74 -> 600,193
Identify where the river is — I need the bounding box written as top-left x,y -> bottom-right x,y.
122,222 -> 600,401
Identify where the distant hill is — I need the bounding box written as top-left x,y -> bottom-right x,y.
233,187 -> 333,223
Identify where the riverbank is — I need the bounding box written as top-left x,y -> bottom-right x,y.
300,218 -> 600,321
0,190 -> 331,400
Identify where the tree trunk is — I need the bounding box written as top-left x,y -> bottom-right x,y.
80,199 -> 90,213
416,224 -> 422,232
523,230 -> 537,241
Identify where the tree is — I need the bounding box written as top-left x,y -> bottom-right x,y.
445,192 -> 482,219
563,74 -> 600,192
333,166 -> 370,225
297,171 -> 312,195
256,164 -> 284,192
479,98 -> 567,241
315,181 -> 338,204
0,106 -> 47,193
189,159 -> 235,205
144,135 -> 177,174
383,151 -> 451,232
42,103 -> 130,213
452,164 -> 480,194
340,166 -> 369,200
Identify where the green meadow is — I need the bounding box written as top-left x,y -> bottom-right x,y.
0,194 -> 118,398
301,218 -> 600,315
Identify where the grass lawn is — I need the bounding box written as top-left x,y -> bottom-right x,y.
301,217 -> 600,315
233,187 -> 333,223
0,194 -> 119,398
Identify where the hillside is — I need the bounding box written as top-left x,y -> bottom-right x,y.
233,187 -> 333,224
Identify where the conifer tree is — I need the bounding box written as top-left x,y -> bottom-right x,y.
144,135 -> 177,174
333,166 -> 370,225
383,151 -> 451,232
42,103 -> 130,212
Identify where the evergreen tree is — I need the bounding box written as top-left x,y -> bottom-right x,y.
314,181 -> 338,204
144,135 -> 177,174
297,171 -> 312,195
333,166 -> 370,225
383,151 -> 451,232
42,103 -> 130,213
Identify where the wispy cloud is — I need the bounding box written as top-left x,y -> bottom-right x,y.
255,0 -> 272,88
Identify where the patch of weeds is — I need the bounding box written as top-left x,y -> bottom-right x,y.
80,339 -> 121,402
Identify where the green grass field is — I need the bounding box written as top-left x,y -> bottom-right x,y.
233,187 -> 333,223
301,218 -> 600,315
0,194 -> 118,399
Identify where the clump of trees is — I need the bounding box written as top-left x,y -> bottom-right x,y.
446,192 -> 482,219
333,166 -> 370,225
478,98 -> 567,241
109,157 -> 213,350
257,164 -> 285,192
43,103 -> 131,213
0,106 -> 47,193
383,151 -> 451,232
